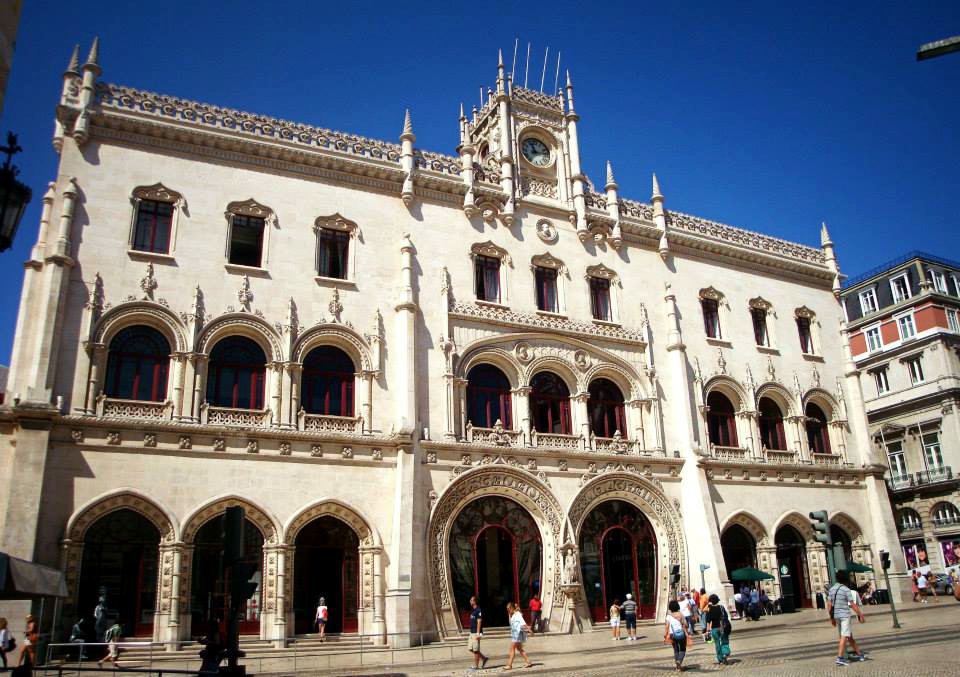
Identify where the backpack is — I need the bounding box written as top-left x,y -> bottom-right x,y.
720,605 -> 733,635
321,607 -> 328,621
3,635 -> 15,651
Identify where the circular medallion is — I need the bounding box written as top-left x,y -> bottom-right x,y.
536,219 -> 558,244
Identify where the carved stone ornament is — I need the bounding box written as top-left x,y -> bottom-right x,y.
279,441 -> 292,455
310,444 -> 322,457
140,263 -> 158,301
748,296 -> 772,311
558,459 -> 568,471
314,213 -> 359,238
536,219 -> 558,244
425,451 -> 437,463
372,448 -> 383,461
795,305 -> 816,319
107,432 -> 121,445
585,263 -> 618,282
530,252 -> 566,275
342,446 -> 353,459
132,182 -> 185,207
573,350 -> 591,371
226,198 -> 275,225
71,429 -> 84,444
699,286 -> 725,302
143,433 -> 157,448
179,435 -> 192,450
470,240 -> 511,266
246,440 -> 259,454
237,275 -> 253,312
212,438 -> 225,451
514,342 -> 534,364
328,287 -> 344,322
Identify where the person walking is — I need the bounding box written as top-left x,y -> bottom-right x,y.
505,602 -> 532,670
733,589 -> 743,619
315,597 -> 328,642
97,622 -> 123,669
529,595 -> 542,634
620,594 -> 638,641
466,596 -> 488,671
748,587 -> 760,621
705,594 -> 732,665
663,599 -> 692,672
910,571 -> 919,602
0,618 -> 14,671
826,570 -> 868,666
916,571 -> 929,604
609,599 -> 621,640
17,615 -> 37,668
698,588 -> 710,642
677,593 -> 696,636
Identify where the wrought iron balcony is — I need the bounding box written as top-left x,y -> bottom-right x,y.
710,445 -> 750,461
97,396 -> 173,421
898,523 -> 924,537
932,515 -> 960,530
812,453 -> 843,466
915,466 -> 953,485
887,474 -> 916,491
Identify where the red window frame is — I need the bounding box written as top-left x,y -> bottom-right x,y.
590,277 -> 612,321
228,214 -> 266,267
206,337 -> 266,410
466,364 -> 513,429
758,399 -> 786,450
104,326 -> 170,402
805,405 -> 832,454
132,199 -> 174,254
706,393 -> 738,447
302,346 -> 355,416
475,255 -> 501,303
702,298 -> 720,338
534,266 -> 558,313
530,372 -> 572,434
587,379 -> 627,438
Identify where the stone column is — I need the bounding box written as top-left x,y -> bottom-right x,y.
455,378 -> 469,440
371,545 -> 386,644
626,399 -> 646,450
270,362 -> 283,427
287,363 -> 302,429
360,370 -> 375,433
807,542 -> 829,601
442,373 -> 457,440
84,343 -> 108,414
787,415 -> 807,459
572,391 -> 589,446
756,544 -> 779,599
190,354 -> 208,422
156,542 -> 183,649
513,386 -> 532,442
739,411 -> 759,457
273,545 -> 289,646
170,352 -> 187,420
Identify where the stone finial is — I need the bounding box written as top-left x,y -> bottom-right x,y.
459,102 -> 465,120
84,37 -> 101,71
652,173 -> 663,200
66,44 -> 81,75
498,48 -> 504,67
605,161 -> 617,190
328,287 -> 343,322
401,109 -> 414,140
820,221 -> 833,247
139,263 -> 157,300
237,275 -> 253,312
566,70 -> 572,88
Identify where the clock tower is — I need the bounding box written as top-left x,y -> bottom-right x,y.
457,52 -> 601,243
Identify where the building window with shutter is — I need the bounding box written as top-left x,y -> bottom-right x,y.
317,228 -> 350,279
590,277 -> 612,321
534,266 -> 558,313
751,307 -> 769,346
702,298 -> 721,339
797,316 -> 814,353
475,254 -> 502,303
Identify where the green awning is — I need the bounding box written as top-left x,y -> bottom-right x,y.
843,561 -> 873,573
730,567 -> 775,581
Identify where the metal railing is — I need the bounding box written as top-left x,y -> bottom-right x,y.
40,631 -> 471,676
916,466 -> 953,485
887,474 -> 915,490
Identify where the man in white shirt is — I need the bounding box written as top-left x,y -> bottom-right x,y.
916,573 -> 928,603
678,593 -> 696,634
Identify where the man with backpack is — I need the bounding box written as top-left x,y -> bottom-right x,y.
826,570 -> 868,666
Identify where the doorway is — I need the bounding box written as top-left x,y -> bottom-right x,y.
293,516 -> 360,634
775,525 -> 810,609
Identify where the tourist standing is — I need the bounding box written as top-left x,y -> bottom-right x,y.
466,596 -> 488,671
663,599 -> 692,672
678,593 -> 695,635
705,594 -> 731,664
826,570 -> 868,666
733,589 -> 743,618
0,618 -> 13,671
698,588 -> 710,642
910,571 -> 919,602
17,615 -> 37,667
529,595 -> 542,634
748,587 -> 760,621
620,594 -> 638,641
609,599 -> 621,640
315,597 -> 328,642
505,602 -> 532,670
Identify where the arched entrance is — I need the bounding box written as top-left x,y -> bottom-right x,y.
78,509 -> 161,637
721,524 -> 757,573
578,500 -> 657,621
293,516 -> 360,634
775,525 -> 810,609
449,496 -> 542,627
191,516 -> 264,635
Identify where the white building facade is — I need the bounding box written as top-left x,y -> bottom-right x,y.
0,42 -> 908,646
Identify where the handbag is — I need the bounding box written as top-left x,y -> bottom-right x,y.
720,606 -> 733,635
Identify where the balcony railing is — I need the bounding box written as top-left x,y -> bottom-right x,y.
711,445 -> 750,461
465,421 -> 523,447
812,453 -> 843,466
592,432 -> 633,455
888,474 -> 915,490
765,449 -> 797,463
531,430 -> 584,450
300,412 -> 364,434
916,466 -> 953,485
202,405 -> 270,428
97,396 -> 173,421
898,523 -> 923,537
932,515 -> 960,530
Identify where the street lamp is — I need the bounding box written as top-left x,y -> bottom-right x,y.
0,132 -> 32,253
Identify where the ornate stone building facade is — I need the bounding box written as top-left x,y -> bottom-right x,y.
0,42 -> 908,646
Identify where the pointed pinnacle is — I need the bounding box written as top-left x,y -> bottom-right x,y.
498,49 -> 504,67
459,102 -> 465,119
652,173 -> 663,199
402,109 -> 413,136
605,161 -> 616,188
820,221 -> 833,246
566,70 -> 572,88
85,36 -> 100,68
66,44 -> 80,74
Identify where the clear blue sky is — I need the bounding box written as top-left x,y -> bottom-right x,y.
0,0 -> 957,364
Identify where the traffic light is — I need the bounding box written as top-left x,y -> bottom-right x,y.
879,550 -> 891,571
669,564 -> 681,586
229,561 -> 259,613
809,510 -> 832,545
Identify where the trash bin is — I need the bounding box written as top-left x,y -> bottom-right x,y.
874,589 -> 890,604
816,592 -> 825,609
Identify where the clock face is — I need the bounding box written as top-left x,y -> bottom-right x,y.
521,137 -> 552,167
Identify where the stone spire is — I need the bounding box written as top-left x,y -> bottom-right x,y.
605,161 -> 617,190
605,161 -> 622,249
820,221 -> 832,247
820,221 -> 841,297
84,37 -> 101,73
652,173 -> 669,259
400,110 -> 416,206
401,109 -> 414,141
65,44 -> 80,75
652,172 -> 663,200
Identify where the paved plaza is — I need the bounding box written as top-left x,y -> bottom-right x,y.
297,602 -> 959,677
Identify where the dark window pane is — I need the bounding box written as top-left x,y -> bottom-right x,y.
302,346 -> 355,416
587,378 -> 626,438
706,392 -> 738,447
132,200 -> 174,254
229,215 -> 265,267
466,364 -> 512,428
702,299 -> 720,338
530,372 -> 571,434
751,308 -> 768,346
206,336 -> 267,409
758,398 -> 785,450
475,255 -> 501,303
590,278 -> 611,321
318,228 -> 350,279
535,267 -> 558,313
104,326 -> 171,402
797,317 -> 813,353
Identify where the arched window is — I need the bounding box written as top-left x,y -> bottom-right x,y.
587,378 -> 626,438
302,346 -> 355,416
466,364 -> 513,429
758,397 -> 786,450
530,372 -> 571,435
104,326 -> 171,402
805,403 -> 831,454
932,502 -> 960,528
206,336 -> 267,409
898,508 -> 922,532
707,392 -> 738,447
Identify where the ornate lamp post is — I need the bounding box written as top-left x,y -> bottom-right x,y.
0,132 -> 32,252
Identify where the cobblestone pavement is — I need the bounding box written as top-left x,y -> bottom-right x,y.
392,603 -> 960,677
